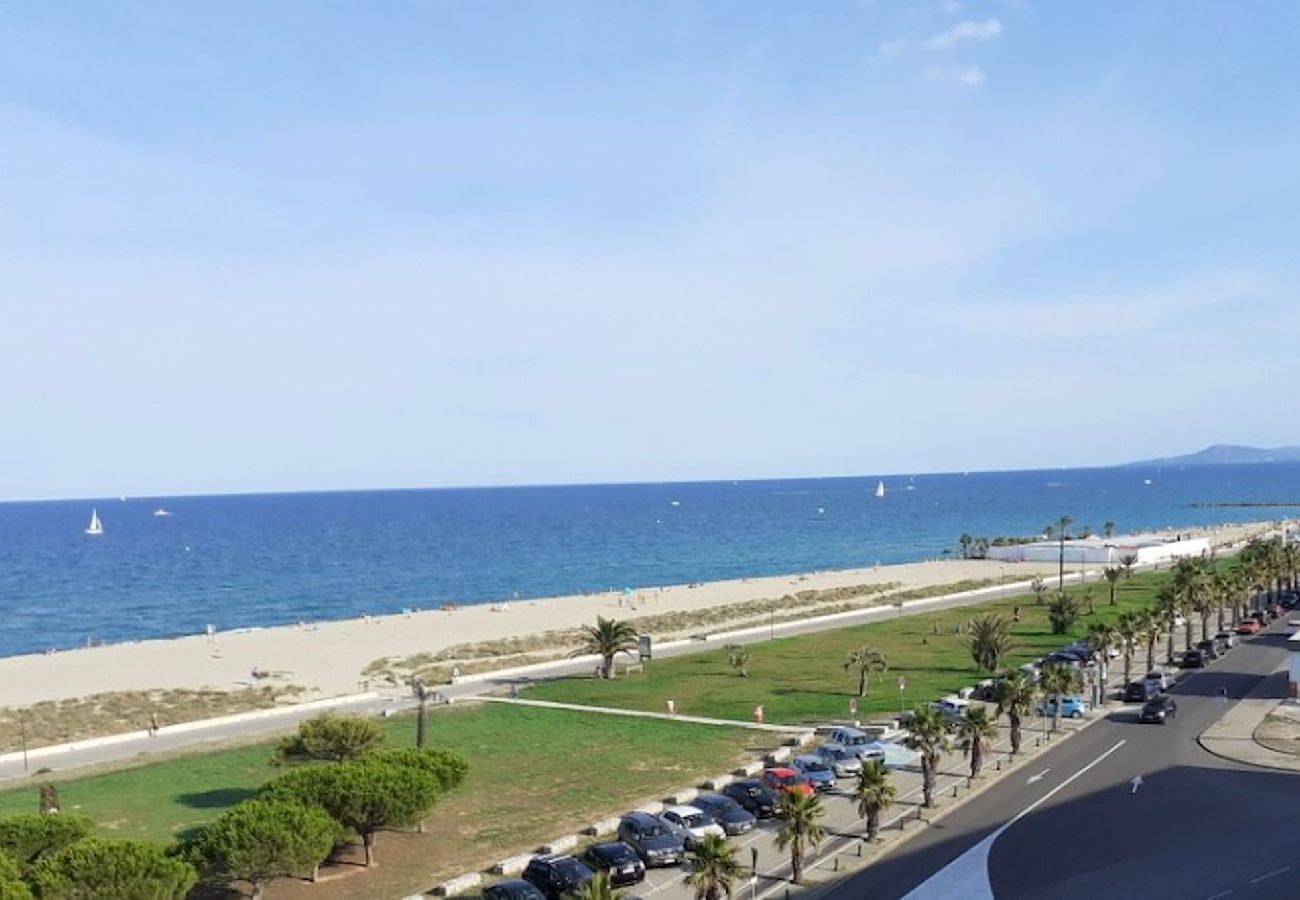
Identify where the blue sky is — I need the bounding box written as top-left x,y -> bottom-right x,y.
3,2 -> 1298,500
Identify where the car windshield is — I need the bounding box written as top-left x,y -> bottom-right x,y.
801,760 -> 829,772
596,845 -> 634,864
683,812 -> 708,827
641,823 -> 669,838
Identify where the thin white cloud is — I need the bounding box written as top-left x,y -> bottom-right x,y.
928,65 -> 986,86
878,37 -> 907,57
926,18 -> 1003,49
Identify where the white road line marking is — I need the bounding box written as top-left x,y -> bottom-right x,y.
1250,865 -> 1290,884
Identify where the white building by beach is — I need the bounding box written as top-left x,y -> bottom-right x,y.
985,535 -> 1211,566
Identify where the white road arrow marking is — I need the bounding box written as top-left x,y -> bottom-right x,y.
1027,768 -> 1050,784
1130,775 -> 1144,794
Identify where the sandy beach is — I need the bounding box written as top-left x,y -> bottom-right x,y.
0,521 -> 1278,712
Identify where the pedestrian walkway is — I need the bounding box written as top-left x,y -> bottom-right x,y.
1199,664 -> 1300,772
477,695 -> 811,733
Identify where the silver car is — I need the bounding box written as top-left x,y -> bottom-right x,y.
813,743 -> 865,777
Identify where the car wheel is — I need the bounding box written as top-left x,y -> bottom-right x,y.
1071,710 -> 1082,719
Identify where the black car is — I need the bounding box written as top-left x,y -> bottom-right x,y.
1195,639 -> 1220,660
1124,680 -> 1158,702
582,841 -> 646,887
692,793 -> 757,836
483,879 -> 548,900
1138,696 -> 1178,724
1181,649 -> 1205,668
521,854 -> 595,900
721,779 -> 779,818
616,812 -> 685,867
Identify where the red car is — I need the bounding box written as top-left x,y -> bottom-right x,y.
1236,619 -> 1262,635
761,767 -> 815,798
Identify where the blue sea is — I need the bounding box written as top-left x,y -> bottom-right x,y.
2,464 -> 1299,659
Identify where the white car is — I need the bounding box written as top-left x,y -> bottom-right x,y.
814,743 -> 868,776
931,697 -> 970,721
659,806 -> 725,849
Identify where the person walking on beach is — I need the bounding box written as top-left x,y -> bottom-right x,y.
149,712 -> 160,737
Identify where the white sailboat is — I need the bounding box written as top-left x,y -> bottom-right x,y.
875,480 -> 886,498
153,508 -> 173,517
85,509 -> 103,536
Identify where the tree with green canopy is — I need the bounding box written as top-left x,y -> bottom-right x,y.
371,747 -> 469,792
0,814 -> 93,877
0,851 -> 32,900
31,838 -> 196,900
853,760 -> 896,843
260,756 -> 441,866
843,647 -> 888,698
190,800 -> 338,899
774,791 -> 826,885
572,617 -> 640,679
966,614 -> 1013,673
273,713 -> 386,765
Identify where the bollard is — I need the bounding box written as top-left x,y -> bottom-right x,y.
996,759 -> 1002,771
834,857 -> 839,872
952,784 -> 959,798
857,841 -> 863,857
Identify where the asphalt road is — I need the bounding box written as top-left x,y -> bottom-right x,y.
820,619 -> 1300,900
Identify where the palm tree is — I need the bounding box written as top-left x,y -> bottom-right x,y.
903,705 -> 953,807
1103,520 -> 1116,539
1055,515 -> 1073,590
726,644 -> 752,678
411,677 -> 430,748
1085,622 -> 1115,700
774,790 -> 826,884
573,617 -> 640,679
1039,665 -> 1078,732
1043,524 -> 1055,542
1113,612 -> 1141,684
1030,576 -> 1048,606
994,672 -> 1037,755
571,871 -> 620,900
1172,558 -> 1209,651
958,533 -> 974,559
1138,610 -> 1159,674
1080,524 -> 1093,539
1212,572 -> 1237,633
1119,553 -> 1138,579
683,833 -> 741,900
843,647 -> 888,698
853,760 -> 895,843
956,706 -> 998,779
1102,567 -> 1122,605
1152,587 -> 1179,665
967,614 -> 1014,673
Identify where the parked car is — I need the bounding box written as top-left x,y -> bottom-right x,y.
971,679 -> 998,701
814,743 -> 866,776
1195,639 -> 1221,660
1018,663 -> 1043,684
761,767 -> 815,798
1143,670 -> 1171,692
1043,653 -> 1084,671
581,842 -> 646,887
616,812 -> 685,867
691,793 -> 756,836
659,805 -> 725,850
721,780 -> 778,818
483,880 -> 547,900
931,698 -> 971,721
826,726 -> 883,761
1237,619 -> 1262,635
1181,649 -> 1206,668
1124,680 -> 1159,702
1173,613 -> 1187,628
1249,610 -> 1271,625
522,855 -> 595,900
1037,695 -> 1087,718
790,754 -> 838,790
1211,633 -> 1231,654
1215,631 -> 1238,650
1138,696 -> 1178,724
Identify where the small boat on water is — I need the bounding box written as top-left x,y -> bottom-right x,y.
153,508 -> 173,517
85,509 -> 103,535
875,480 -> 886,498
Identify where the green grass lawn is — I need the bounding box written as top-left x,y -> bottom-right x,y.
0,704 -> 762,886
526,569 -> 1184,723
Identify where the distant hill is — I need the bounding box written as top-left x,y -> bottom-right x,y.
1127,444 -> 1300,467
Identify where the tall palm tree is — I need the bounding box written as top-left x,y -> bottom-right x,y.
572,617 -> 640,679
774,790 -> 826,884
1119,553 -> 1138,579
1102,567 -> 1122,605
1039,665 -> 1078,732
1030,576 -> 1048,606
683,833 -> 741,900
571,871 -> 620,900
994,671 -> 1037,755
956,706 -> 998,778
1056,515 -> 1073,590
726,644 -> 752,678
854,760 -> 896,843
843,647 -> 888,698
903,705 -> 953,807
1085,622 -> 1115,700
1113,612 -> 1141,684
1138,610 -> 1159,674
967,614 -> 1014,673
1103,520 -> 1116,539
1172,558 -> 1209,651
1153,587 -> 1180,666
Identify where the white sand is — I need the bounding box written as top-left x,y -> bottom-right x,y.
0,521 -> 1276,709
